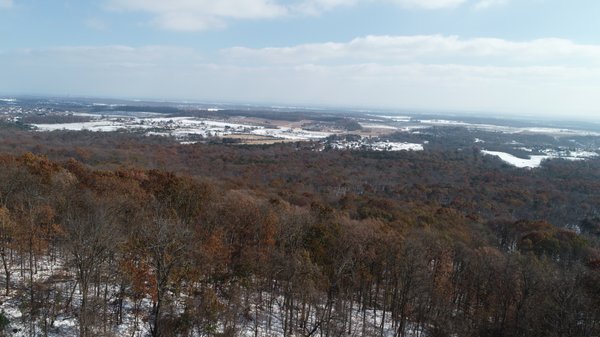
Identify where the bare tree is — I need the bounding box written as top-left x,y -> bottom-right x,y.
135,207 -> 189,337
63,190 -> 116,337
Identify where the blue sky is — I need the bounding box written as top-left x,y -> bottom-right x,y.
2,0 -> 600,119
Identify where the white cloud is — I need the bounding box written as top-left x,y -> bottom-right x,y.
9,46 -> 203,70
388,0 -> 468,10
473,0 -> 508,10
0,0 -> 13,9
293,0 -> 359,15
296,0 -> 472,13
106,0 -> 487,31
222,35 -> 600,66
107,0 -> 289,31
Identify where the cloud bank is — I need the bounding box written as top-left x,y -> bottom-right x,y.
107,0 -> 289,31
473,0 -> 508,10
2,35 -> 599,118
390,0 -> 468,10
106,0 -> 503,31
222,35 -> 600,66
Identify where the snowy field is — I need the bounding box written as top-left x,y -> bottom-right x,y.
329,140 -> 424,152
24,111 -> 600,158
374,115 -> 412,122
358,122 -> 400,130
481,150 -> 551,168
482,149 -> 598,168
420,119 -> 600,136
251,127 -> 332,140
30,113 -> 427,150
31,114 -> 334,143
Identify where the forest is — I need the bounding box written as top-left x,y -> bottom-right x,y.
0,126 -> 599,337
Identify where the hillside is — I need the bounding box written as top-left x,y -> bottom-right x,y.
0,130 -> 598,336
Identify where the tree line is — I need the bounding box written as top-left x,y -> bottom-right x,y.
0,150 -> 598,337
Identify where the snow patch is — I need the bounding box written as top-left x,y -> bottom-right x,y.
482,149 -> 598,168
359,123 -> 399,130
329,140 -> 423,152
482,150 -> 549,168
375,115 -> 412,122
251,127 -> 332,140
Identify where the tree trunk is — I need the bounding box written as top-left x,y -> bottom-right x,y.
1,247 -> 10,296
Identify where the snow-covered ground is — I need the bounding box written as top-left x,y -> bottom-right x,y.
359,122 -> 400,130
0,255 -> 419,337
374,115 -> 412,122
481,150 -> 550,168
33,115 -> 260,136
237,293 -> 422,337
31,114 -> 336,143
0,254 -> 154,337
251,127 -> 332,140
329,140 -> 424,152
26,111 -> 600,159
420,119 -> 600,136
33,120 -> 130,132
482,149 -> 598,168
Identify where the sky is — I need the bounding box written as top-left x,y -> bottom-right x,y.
2,0 -> 600,119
